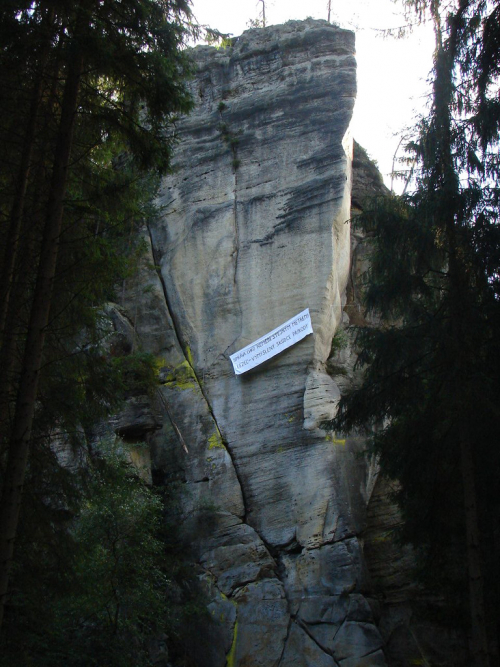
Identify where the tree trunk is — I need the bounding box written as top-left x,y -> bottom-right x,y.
446,203 -> 490,667
0,51 -> 64,455
0,5 -> 55,339
433,2 -> 491,661
0,49 -> 84,628
460,435 -> 491,667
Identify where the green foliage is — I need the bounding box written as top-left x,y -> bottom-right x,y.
59,455 -> 167,665
329,327 -> 349,356
112,352 -> 159,399
202,28 -> 233,48
246,17 -> 265,29
331,0 -> 500,658
217,36 -> 237,50
0,0 -> 196,465
0,441 -> 210,667
218,122 -> 241,172
0,0 -> 199,641
1,443 -> 164,666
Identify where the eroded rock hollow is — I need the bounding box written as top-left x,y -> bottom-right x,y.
119,19 -> 388,667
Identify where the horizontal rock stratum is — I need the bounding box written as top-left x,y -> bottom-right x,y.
119,18 -> 389,667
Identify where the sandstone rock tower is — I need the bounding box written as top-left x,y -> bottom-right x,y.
119,19 -> 388,667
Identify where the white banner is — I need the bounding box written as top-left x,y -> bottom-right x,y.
230,309 -> 313,375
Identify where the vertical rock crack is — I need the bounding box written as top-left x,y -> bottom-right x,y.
146,220 -> 249,520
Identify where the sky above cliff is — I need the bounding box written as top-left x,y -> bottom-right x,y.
191,0 -> 435,192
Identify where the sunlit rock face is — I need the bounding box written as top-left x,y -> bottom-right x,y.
119,19 -> 388,667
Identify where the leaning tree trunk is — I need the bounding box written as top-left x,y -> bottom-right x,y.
0,49 -> 84,629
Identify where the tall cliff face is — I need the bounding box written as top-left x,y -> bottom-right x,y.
120,19 -> 387,667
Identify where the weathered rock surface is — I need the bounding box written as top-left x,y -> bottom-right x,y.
118,19 -> 391,667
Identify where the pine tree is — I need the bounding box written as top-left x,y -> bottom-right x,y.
332,2 -> 500,664
0,441 -> 179,667
0,0 -> 194,628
